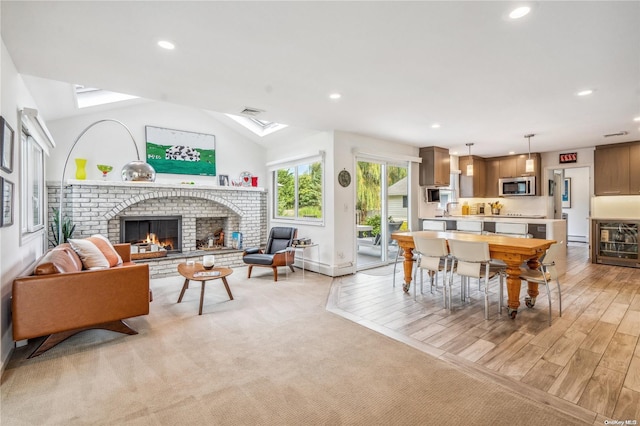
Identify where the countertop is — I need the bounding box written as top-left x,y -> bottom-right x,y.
422,216 -> 565,224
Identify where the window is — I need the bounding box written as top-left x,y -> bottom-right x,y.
225,114 -> 288,137
20,130 -> 44,233
74,85 -> 138,109
437,172 -> 459,210
273,160 -> 323,221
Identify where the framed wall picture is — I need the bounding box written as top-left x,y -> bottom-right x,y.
218,174 -> 229,186
145,126 -> 216,176
1,177 -> 14,227
0,116 -> 15,173
562,177 -> 571,208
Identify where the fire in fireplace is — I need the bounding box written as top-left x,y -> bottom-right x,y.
120,216 -> 182,252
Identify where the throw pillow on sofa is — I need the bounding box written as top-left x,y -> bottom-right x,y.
69,235 -> 123,270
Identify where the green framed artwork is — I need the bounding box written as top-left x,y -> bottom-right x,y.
145,126 -> 216,176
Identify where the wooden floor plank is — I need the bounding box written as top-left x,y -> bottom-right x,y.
617,310 -> 640,337
600,302 -> 630,325
579,321 -> 617,354
496,343 -> 547,380
479,331 -> 534,371
548,348 -> 601,403
623,353 -> 640,393
612,387 -> 640,421
577,365 -> 625,417
457,339 -> 496,363
520,357 -> 565,391
542,328 -> 588,367
600,332 -> 638,373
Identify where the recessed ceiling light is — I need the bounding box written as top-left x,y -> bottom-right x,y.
431,123 -> 441,129
329,93 -> 342,100
577,89 -> 594,96
509,6 -> 531,19
509,151 -> 515,155
158,40 -> 175,50
633,116 -> 640,122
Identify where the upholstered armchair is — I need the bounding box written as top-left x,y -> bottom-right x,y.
242,227 -> 298,281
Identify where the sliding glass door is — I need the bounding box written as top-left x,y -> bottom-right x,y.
356,159 -> 408,271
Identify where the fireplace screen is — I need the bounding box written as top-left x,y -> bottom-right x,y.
121,216 -> 182,252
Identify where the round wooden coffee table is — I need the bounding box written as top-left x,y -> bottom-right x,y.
176,263 -> 234,315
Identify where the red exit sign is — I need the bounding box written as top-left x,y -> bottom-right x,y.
559,152 -> 577,163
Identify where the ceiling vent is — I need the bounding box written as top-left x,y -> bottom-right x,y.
603,131 -> 629,137
240,107 -> 264,116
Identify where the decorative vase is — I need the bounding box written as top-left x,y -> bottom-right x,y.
492,208 -> 501,215
75,158 -> 87,180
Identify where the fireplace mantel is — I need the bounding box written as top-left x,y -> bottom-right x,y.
47,180 -> 268,277
53,179 -> 266,193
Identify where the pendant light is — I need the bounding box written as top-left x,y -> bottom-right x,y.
525,134 -> 535,173
466,143 -> 474,176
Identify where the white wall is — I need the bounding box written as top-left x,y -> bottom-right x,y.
563,167 -> 590,242
46,102 -> 267,186
1,41 -> 49,370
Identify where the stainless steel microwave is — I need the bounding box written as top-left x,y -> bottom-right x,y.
499,176 -> 536,196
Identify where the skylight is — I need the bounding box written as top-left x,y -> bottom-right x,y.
226,114 -> 288,137
74,85 -> 139,109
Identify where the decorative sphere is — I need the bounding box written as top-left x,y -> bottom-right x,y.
121,161 -> 156,182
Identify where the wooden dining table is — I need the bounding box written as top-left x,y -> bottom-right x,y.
391,230 -> 556,319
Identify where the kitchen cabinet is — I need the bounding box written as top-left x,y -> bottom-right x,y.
499,153 -> 540,178
629,143 -> 640,194
419,146 -> 450,187
459,156 -> 485,197
499,157 -> 517,178
484,158 -> 500,198
594,144 -> 630,195
592,220 -> 639,268
528,223 -> 547,239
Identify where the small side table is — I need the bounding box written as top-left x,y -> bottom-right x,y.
288,244 -> 319,279
177,263 -> 234,315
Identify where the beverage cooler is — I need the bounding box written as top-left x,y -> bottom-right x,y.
592,220 -> 639,268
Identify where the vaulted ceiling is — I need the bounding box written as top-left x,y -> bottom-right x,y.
2,1 -> 639,156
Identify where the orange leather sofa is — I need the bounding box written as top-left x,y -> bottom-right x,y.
12,243 -> 150,358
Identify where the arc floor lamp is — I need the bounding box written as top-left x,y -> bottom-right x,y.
58,119 -> 156,242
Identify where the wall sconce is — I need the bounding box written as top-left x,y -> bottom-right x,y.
466,143 -> 474,176
525,134 -> 535,173
57,119 -> 156,241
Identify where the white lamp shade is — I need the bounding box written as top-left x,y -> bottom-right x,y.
525,158 -> 535,173
466,163 -> 474,176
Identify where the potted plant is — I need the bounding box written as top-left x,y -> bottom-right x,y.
49,208 -> 76,246
489,201 -> 504,215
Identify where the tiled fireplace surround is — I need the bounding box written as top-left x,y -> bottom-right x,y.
47,181 -> 267,277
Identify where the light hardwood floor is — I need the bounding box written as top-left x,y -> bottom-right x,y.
328,243 -> 640,425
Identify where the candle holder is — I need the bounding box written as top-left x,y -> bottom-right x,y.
202,255 -> 215,270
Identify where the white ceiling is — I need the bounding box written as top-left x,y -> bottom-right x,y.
2,1 -> 639,157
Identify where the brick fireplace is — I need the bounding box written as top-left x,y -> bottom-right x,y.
47,181 -> 267,277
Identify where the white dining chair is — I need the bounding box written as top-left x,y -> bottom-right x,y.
413,236 -> 452,307
393,220 -> 446,289
448,239 -> 505,319
393,220 -> 447,288
518,242 -> 563,325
